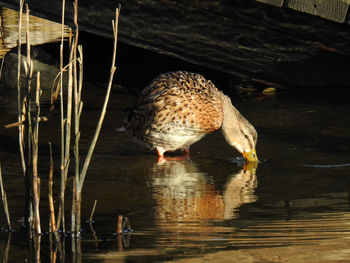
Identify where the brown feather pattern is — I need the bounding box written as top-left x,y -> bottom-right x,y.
125,71 -> 224,152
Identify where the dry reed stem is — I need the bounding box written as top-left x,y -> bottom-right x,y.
72,238 -> 82,262
72,0 -> 81,236
57,0 -> 66,232
0,163 -> 11,229
50,63 -> 69,108
48,142 -> 56,233
78,5 -> 120,191
0,54 -> 5,79
60,40 -> 74,232
88,220 -> 99,248
69,4 -> 120,235
2,232 -> 11,262
89,200 -> 97,222
116,215 -> 123,234
24,3 -> 35,230
31,28 -> 41,234
17,0 -> 26,177
0,14 -> 10,62
34,235 -> 41,262
4,117 -> 48,129
49,233 -> 58,263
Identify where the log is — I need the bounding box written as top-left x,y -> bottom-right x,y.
1,0 -> 350,87
288,0 -> 350,23
256,0 -> 284,7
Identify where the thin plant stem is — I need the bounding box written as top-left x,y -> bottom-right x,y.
74,5 -> 120,237
0,163 -> 11,229
78,5 -> 120,192
89,200 -> 97,222
4,117 -> 48,129
0,54 -> 5,79
73,46 -> 84,235
48,142 -> 56,233
62,39 -> 74,233
72,0 -> 80,236
25,6 -> 41,234
49,233 -> 58,263
17,0 -> 26,177
32,70 -> 41,234
24,3 -> 34,230
57,0 -> 66,232
34,235 -> 41,263
1,232 -> 11,263
116,215 -> 123,234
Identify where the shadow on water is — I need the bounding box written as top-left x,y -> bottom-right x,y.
1,84 -> 350,262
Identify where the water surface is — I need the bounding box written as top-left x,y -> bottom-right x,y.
0,85 -> 350,262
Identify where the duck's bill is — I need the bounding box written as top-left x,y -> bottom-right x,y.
242,149 -> 258,162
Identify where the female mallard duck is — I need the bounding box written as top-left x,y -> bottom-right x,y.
125,71 -> 258,162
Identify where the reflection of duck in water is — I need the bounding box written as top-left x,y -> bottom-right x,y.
149,160 -> 258,223
125,71 -> 258,162
223,163 -> 258,219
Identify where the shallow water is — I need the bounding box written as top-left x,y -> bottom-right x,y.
0,84 -> 350,262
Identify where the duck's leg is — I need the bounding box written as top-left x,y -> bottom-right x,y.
156,147 -> 165,163
156,147 -> 190,163
184,146 -> 190,158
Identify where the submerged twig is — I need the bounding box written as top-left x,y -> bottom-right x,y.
0,163 -> 11,229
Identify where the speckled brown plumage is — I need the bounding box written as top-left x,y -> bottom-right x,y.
125,71 -> 258,161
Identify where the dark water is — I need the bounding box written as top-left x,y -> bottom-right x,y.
0,84 -> 350,262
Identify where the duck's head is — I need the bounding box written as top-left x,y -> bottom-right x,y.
221,95 -> 258,162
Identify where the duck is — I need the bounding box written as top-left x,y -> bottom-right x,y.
125,71 -> 258,162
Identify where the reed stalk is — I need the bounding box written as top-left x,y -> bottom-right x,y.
32,71 -> 41,234
71,5 -> 120,237
116,215 -> 123,234
0,163 -> 11,229
0,55 -> 5,78
60,39 -> 73,233
10,0 -> 121,239
71,0 -> 80,236
89,200 -> 97,222
48,142 -> 56,233
23,5 -> 42,234
57,0 -> 66,232
49,233 -> 58,263
73,45 -> 83,232
3,232 -> 11,262
34,235 -> 41,262
17,0 -> 26,177
23,3 -> 35,230
78,5 -> 120,191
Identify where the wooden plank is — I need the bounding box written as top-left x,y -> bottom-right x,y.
256,0 -> 284,7
288,0 -> 350,23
